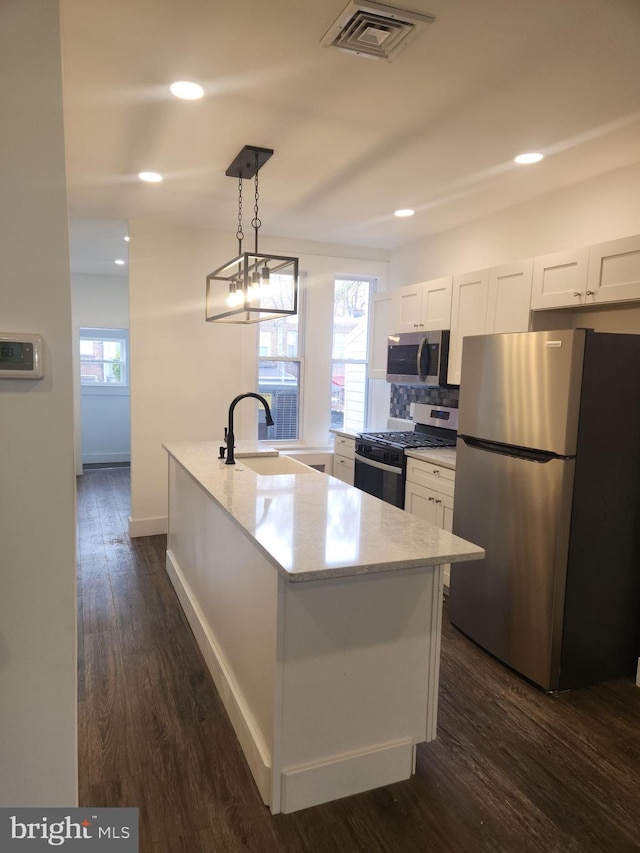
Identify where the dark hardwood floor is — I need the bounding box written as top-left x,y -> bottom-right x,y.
77,467 -> 640,853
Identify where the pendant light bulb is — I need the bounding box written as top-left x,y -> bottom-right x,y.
227,280 -> 245,307
247,269 -> 261,301
260,265 -> 271,294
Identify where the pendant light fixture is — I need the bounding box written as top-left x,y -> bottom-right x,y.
206,145 -> 298,324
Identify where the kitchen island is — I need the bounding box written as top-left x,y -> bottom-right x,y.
163,441 -> 484,814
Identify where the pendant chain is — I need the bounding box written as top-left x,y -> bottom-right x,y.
251,158 -> 261,254
236,175 -> 244,255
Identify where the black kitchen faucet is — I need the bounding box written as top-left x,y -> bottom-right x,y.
223,392 -> 274,465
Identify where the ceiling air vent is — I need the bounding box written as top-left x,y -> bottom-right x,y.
321,1 -> 435,62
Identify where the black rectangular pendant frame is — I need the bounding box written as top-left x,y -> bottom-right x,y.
225,145 -> 274,179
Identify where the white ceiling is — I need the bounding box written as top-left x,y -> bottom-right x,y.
60,0 -> 640,276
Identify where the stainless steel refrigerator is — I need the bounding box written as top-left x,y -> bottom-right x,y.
450,329 -> 640,691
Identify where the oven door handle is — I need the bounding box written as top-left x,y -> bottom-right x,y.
354,453 -> 403,475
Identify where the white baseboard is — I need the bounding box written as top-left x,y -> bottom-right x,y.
280,740 -> 414,814
128,515 -> 167,537
82,452 -> 130,464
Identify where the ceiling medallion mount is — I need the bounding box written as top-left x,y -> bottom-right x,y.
206,145 -> 299,325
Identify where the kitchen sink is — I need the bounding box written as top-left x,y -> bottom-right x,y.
239,455 -> 318,476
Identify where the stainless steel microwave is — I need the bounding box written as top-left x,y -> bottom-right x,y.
386,330 -> 452,386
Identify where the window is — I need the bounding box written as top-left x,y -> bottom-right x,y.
257,275 -> 301,441
331,278 -> 372,432
80,328 -> 128,386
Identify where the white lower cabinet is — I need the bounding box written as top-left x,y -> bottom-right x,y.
405,458 -> 455,590
333,435 -> 355,485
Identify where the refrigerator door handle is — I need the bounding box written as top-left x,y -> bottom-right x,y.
459,435 -> 563,463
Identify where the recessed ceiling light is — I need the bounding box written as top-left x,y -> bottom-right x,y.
170,80 -> 204,100
514,152 -> 544,164
394,208 -> 415,218
114,259 -> 126,266
138,171 -> 163,183
124,236 -> 130,242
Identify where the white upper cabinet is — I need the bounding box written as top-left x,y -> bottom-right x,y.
396,283 -> 423,332
486,259 -> 533,334
530,247 -> 590,309
367,290 -> 398,380
420,276 -> 453,330
586,235 -> 640,305
368,278 -> 452,379
395,277 -> 453,333
447,269 -> 489,385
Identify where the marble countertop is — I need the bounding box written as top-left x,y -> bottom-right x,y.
405,446 -> 457,470
164,441 -> 483,583
329,428 -> 360,440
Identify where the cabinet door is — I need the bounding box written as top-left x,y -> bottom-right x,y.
368,291 -> 398,380
334,435 -> 355,459
405,483 -> 455,589
419,276 -> 453,331
448,269 -> 490,385
587,234 -> 640,305
333,454 -> 355,485
404,481 -> 440,525
486,260 -> 532,334
530,247 -> 589,309
396,283 -> 424,333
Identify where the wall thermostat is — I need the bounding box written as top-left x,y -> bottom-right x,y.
0,332 -> 44,379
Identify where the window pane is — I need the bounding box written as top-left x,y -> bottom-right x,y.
331,279 -> 371,432
332,361 -> 368,432
80,335 -> 126,385
332,279 -> 370,359
258,361 -> 300,440
258,314 -> 299,359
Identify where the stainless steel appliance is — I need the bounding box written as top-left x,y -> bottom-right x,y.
387,330 -> 452,386
355,404 -> 458,508
450,329 -> 640,691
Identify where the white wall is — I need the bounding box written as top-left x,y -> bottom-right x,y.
128,222 -> 388,535
390,162 -> 640,287
0,0 -> 77,806
129,221 -> 258,536
72,273 -> 129,329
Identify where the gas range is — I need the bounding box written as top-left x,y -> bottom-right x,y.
357,430 -> 457,451
354,405 -> 458,508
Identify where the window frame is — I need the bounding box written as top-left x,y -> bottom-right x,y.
79,327 -> 129,390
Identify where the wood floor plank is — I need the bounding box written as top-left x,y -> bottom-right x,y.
77,466 -> 640,853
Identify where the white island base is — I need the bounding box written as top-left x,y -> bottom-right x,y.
165,446 -> 483,814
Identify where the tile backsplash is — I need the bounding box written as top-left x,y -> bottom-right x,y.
389,384 -> 459,420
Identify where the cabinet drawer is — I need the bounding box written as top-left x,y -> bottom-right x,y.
333,454 -> 355,484
406,458 -> 455,496
335,436 -> 355,459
